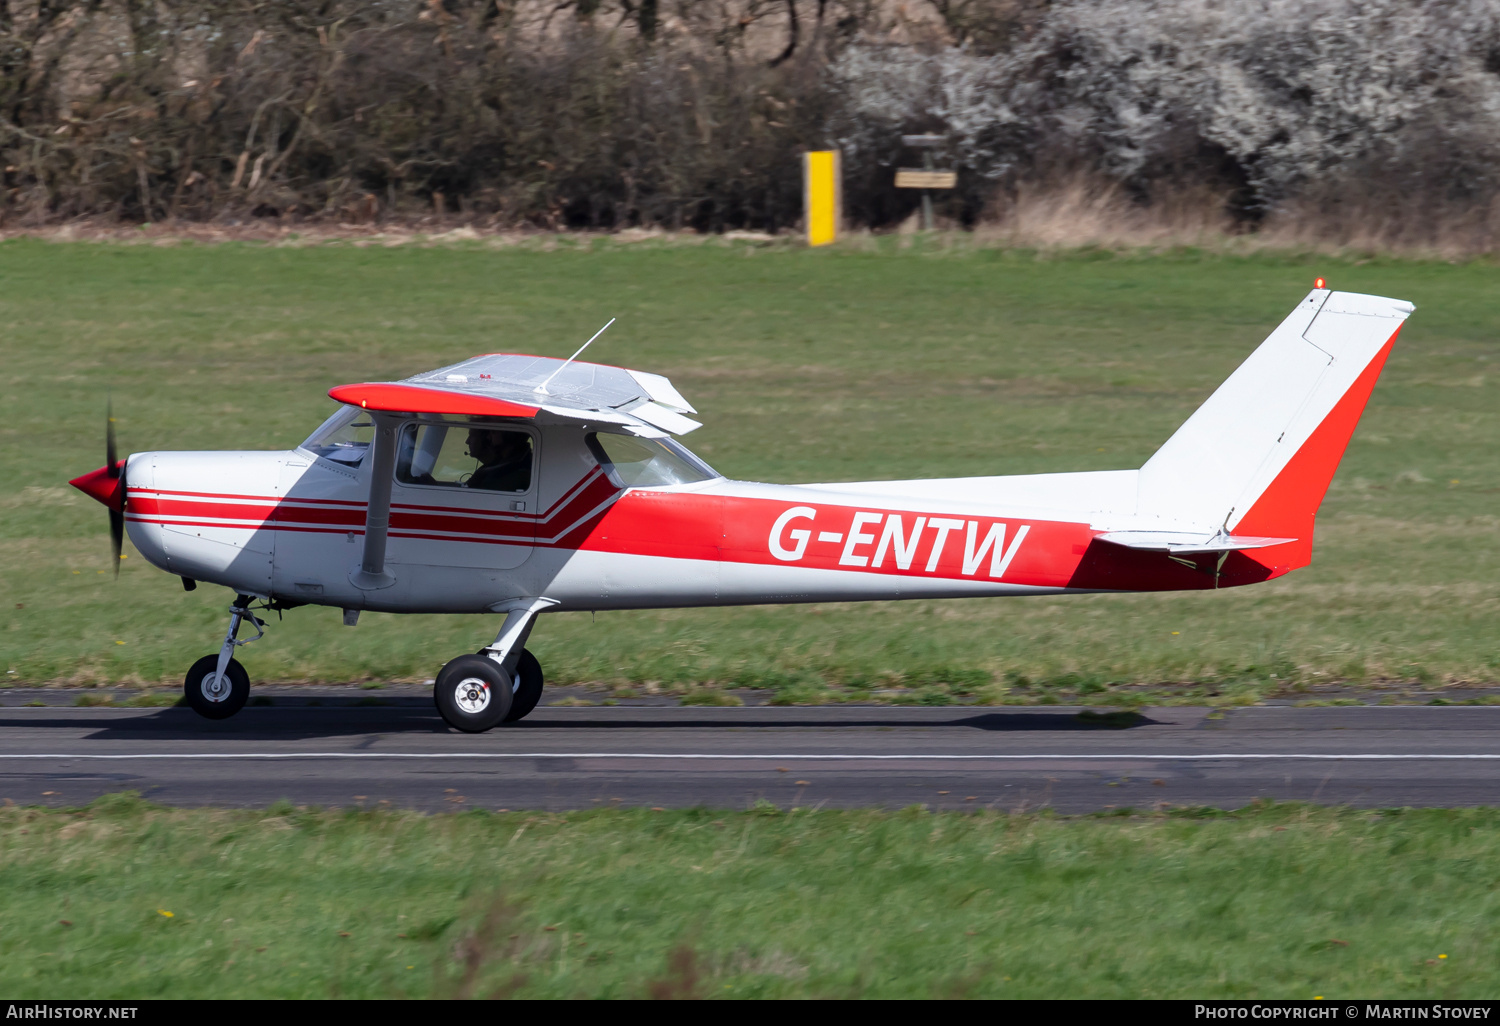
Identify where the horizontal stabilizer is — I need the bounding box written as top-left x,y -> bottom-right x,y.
1096,531 -> 1297,555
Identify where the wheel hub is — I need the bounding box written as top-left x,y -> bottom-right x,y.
455,677 -> 491,714
199,672 -> 230,703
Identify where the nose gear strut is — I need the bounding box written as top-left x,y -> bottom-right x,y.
182,594 -> 267,720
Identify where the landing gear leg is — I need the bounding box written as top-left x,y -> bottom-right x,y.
183,593 -> 264,720
434,598 -> 553,732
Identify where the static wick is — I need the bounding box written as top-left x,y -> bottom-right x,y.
534,318 -> 616,396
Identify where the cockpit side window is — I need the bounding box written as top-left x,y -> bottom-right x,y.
301,406 -> 373,466
396,422 -> 533,492
586,432 -> 718,487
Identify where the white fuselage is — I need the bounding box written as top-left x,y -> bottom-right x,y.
122,421 -> 1164,615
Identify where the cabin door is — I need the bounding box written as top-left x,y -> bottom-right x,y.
384,420 -> 537,570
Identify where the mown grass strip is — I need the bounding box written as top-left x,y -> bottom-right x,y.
1,793 -> 1497,998
1,241 -> 1497,699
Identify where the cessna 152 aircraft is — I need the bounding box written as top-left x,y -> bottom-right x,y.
70,284 -> 1410,732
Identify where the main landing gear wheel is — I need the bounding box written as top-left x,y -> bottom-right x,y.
505,649 -> 544,723
469,647 -> 544,723
435,654 -> 514,733
184,655 -> 250,720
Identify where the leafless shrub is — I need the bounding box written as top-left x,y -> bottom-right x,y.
832,0 -> 1500,246
1259,133 -> 1500,256
0,1 -> 835,230
3,0 -> 1500,249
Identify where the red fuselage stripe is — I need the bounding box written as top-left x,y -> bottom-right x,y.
126,473 -> 620,549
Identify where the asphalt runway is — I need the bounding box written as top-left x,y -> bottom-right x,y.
4,699 -> 1500,812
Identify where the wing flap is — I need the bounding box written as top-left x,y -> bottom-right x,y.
623,400 -> 703,435
536,404 -> 671,439
627,369 -> 697,413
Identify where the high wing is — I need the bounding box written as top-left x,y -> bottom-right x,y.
329,353 -> 701,437
322,352 -> 701,596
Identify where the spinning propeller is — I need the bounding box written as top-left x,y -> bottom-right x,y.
68,404 -> 128,575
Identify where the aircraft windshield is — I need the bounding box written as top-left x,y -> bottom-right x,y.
301,406 -> 374,465
587,432 -> 718,487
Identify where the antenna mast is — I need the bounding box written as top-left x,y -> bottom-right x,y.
534,318 -> 616,396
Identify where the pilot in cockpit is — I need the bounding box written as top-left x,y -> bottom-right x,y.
465,428 -> 532,492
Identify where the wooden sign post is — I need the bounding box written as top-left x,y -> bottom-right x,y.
804,150 -> 841,247
896,135 -> 955,231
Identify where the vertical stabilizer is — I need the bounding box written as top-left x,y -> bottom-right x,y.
1136,289 -> 1411,560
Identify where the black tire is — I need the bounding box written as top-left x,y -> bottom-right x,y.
183,655 -> 250,720
473,648 -> 546,723
435,654 -> 513,733
505,649 -> 545,723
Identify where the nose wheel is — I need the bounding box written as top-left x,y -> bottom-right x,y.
183,593 -> 266,721
184,654 -> 250,719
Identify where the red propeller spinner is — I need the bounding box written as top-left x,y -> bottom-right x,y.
69,461 -> 125,510
68,405 -> 127,574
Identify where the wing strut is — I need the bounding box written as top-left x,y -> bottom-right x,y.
349,414 -> 399,591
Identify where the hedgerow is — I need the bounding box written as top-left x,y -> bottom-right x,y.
4,0 -> 1498,244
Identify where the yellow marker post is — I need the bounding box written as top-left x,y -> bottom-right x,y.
804,150 -> 840,247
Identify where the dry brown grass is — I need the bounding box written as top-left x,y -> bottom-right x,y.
1258,192 -> 1500,260
966,174 -> 1500,259
974,176 -> 1236,250
10,181 -> 1500,260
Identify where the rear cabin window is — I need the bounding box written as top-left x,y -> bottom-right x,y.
396,422 -> 533,492
586,432 -> 717,487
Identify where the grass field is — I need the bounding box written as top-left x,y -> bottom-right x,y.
2,794 -> 1497,999
1,236 -> 1497,701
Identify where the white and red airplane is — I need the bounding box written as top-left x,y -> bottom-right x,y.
70,284 -> 1410,731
